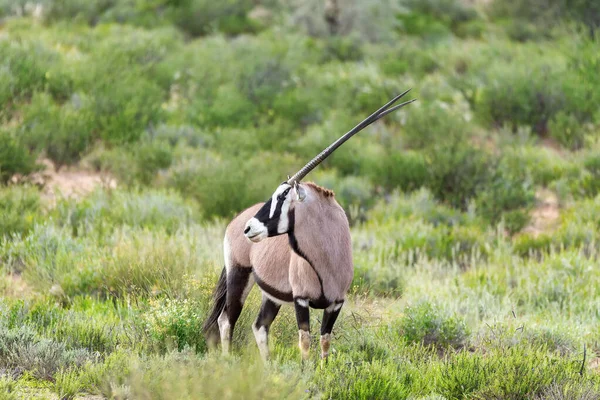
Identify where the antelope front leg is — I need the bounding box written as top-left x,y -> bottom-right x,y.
294,299 -> 311,361
320,301 -> 343,359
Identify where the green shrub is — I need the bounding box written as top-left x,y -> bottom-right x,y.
0,40 -> 58,109
475,163 -> 535,234
54,189 -> 198,237
313,357 -> 413,399
374,150 -> 429,192
426,140 -> 492,210
548,111 -> 586,150
166,149 -> 299,218
501,145 -> 580,187
0,376 -> 17,400
53,368 -> 84,400
0,325 -> 95,380
513,234 -> 554,258
91,75 -> 164,145
489,0 -> 600,36
396,301 -> 469,350
475,63 -> 565,135
143,296 -> 206,353
19,93 -> 93,168
0,186 -> 42,238
171,0 -> 259,37
581,154 -> 600,196
0,130 -> 38,184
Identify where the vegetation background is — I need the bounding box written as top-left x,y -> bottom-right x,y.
0,0 -> 599,398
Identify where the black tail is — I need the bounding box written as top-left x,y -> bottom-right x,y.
203,267 -> 227,343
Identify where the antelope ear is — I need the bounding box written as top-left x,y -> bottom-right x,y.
294,182 -> 307,202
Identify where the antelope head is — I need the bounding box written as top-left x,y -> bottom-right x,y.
244,90 -> 415,243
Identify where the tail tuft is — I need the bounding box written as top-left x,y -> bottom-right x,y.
203,267 -> 227,345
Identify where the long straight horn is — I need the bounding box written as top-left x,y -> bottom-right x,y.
287,90 -> 415,185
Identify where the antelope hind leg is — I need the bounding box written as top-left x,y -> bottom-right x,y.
320,301 -> 343,360
294,299 -> 311,361
253,295 -> 281,362
218,267 -> 254,355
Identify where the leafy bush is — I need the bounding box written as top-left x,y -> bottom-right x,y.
166,149 -> 299,218
170,0 -> 259,37
548,111 -> 586,150
490,0 -> 600,36
314,357 -> 413,399
0,130 -> 38,184
475,63 -> 565,135
54,189 -> 198,237
396,301 -> 469,350
143,296 -> 206,353
581,154 -> 600,196
426,140 -> 492,210
475,162 -> 535,234
374,150 -> 429,192
0,39 -> 58,110
0,186 -> 42,238
20,93 -> 93,168
397,0 -> 479,38
0,325 -> 95,380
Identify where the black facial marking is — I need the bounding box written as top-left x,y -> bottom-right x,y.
251,186 -> 293,237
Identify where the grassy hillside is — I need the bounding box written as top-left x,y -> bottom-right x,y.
0,0 -> 599,398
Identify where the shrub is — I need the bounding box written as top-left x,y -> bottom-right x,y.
313,357 -> 413,399
396,301 -> 469,350
581,154 -> 600,196
53,189 -> 198,237
312,170 -> 375,223
19,93 -> 93,168
0,130 -> 38,184
171,0 -> 259,37
0,186 -> 42,238
426,140 -> 492,210
143,297 -> 206,353
0,325 -> 95,380
475,163 -> 535,234
489,0 -> 600,36
501,145 -> 580,187
548,111 -> 586,150
475,63 -> 565,135
0,39 -> 58,109
90,75 -> 164,145
373,150 -> 429,192
120,351 -> 305,400
166,149 -> 300,218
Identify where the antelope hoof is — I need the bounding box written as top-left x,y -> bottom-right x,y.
299,330 -> 311,361
320,333 -> 331,359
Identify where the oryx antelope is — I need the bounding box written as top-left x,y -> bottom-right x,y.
203,90 -> 415,361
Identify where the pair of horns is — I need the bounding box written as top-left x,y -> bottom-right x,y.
287,89 -> 416,185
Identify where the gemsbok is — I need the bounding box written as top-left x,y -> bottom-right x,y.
203,90 -> 415,361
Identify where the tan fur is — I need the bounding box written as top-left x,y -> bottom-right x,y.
224,183 -> 353,304
320,333 -> 331,359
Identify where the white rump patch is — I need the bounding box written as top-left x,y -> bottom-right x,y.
223,236 -> 232,270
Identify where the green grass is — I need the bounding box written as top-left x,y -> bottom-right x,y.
0,0 -> 599,398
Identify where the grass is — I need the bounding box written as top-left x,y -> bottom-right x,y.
0,0 -> 599,398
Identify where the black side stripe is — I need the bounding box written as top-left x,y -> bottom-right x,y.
287,209 -> 326,298
253,271 -> 294,303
